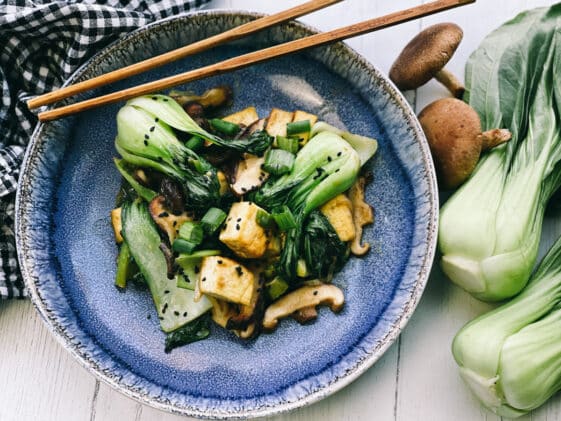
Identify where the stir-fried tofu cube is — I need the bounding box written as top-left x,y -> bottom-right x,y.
320,194 -> 356,242
266,108 -> 294,137
223,106 -> 259,126
199,256 -> 254,306
219,202 -> 269,258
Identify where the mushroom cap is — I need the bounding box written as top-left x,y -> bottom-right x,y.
389,23 -> 463,90
418,98 -> 482,190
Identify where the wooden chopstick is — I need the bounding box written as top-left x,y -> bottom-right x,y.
27,0 -> 342,110
37,0 -> 475,122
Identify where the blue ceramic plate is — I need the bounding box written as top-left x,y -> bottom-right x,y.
16,11 -> 438,419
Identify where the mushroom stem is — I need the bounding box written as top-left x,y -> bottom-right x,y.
435,68 -> 465,99
478,129 -> 512,151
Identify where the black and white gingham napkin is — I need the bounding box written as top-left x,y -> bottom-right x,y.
0,0 -> 210,299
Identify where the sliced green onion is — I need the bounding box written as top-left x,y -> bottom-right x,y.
256,208 -> 276,229
263,149 -> 295,176
266,276 -> 289,301
172,238 -> 198,254
286,120 -> 311,136
115,241 -> 132,290
210,118 -> 241,136
201,207 -> 227,234
276,135 -> 299,154
185,135 -> 204,151
178,221 -> 204,244
296,258 -> 309,277
176,249 -> 221,266
272,205 -> 297,230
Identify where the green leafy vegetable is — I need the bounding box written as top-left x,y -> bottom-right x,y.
254,131 -> 362,281
302,210 -> 349,279
165,317 -> 210,353
121,200 -> 212,332
439,5 -> 561,301
126,95 -> 272,155
452,236 -> 561,418
113,158 -> 157,202
115,103 -> 221,211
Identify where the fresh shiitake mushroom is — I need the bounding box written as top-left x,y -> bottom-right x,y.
169,86 -> 233,110
418,98 -> 511,190
390,23 -> 465,98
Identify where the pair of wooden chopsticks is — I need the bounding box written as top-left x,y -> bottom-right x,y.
30,0 -> 475,122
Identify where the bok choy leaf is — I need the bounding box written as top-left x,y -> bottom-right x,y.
439,5 -> 561,301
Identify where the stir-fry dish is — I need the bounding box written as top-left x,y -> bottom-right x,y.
110,86 -> 377,352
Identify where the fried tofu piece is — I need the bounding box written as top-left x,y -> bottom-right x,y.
219,202 -> 268,259
266,108 -> 293,137
320,194 -> 356,242
223,107 -> 259,126
199,256 -> 254,306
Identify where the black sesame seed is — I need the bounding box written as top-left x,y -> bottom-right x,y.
162,303 -> 168,313
235,224 -> 240,231
337,151 -> 342,157
237,218 -> 242,222
241,187 -> 247,192
201,277 -> 207,282
155,117 -> 159,122
163,98 -> 169,102
149,126 -> 155,132
194,266 -> 200,274
174,311 -> 180,316
235,266 -> 243,276
327,156 -> 332,162
313,290 -> 319,296
158,211 -> 169,218
227,217 -> 232,222
184,276 -> 190,283
172,220 -> 177,227
335,169 -> 340,173
159,316 -> 164,320
152,96 -> 158,100
183,312 -> 188,317
164,290 -> 170,294
147,314 -> 151,319
144,140 -> 148,146
217,260 -> 223,264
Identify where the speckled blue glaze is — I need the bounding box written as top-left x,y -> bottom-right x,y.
16,11 -> 438,419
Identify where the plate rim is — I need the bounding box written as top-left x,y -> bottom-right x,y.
15,9 -> 439,419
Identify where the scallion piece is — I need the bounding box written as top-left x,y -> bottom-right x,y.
185,135 -> 204,151
286,120 -> 311,136
272,205 -> 297,230
276,135 -> 299,153
263,149 -> 295,176
178,221 -> 204,244
115,241 -> 132,290
210,118 -> 241,136
201,207 -> 227,234
256,208 -> 275,229
266,276 -> 289,301
172,238 -> 198,254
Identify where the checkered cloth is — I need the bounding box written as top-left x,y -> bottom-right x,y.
0,0 -> 210,299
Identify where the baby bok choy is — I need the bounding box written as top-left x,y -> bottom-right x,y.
439,5 -> 561,301
452,236 -> 561,418
254,131 -> 370,281
115,99 -> 221,211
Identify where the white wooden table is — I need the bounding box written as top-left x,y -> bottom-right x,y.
1,1 -> 560,420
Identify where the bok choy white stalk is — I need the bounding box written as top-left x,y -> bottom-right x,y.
439,6 -> 561,301
452,236 -> 561,418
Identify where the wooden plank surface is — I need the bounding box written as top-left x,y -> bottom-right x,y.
1,0 -> 559,420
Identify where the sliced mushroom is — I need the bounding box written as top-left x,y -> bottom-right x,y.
148,195 -> 193,243
418,98 -> 511,189
262,284 -> 344,331
389,23 -> 465,98
292,306 -> 318,324
169,86 -> 233,109
348,176 -> 374,256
